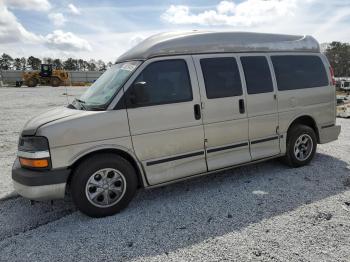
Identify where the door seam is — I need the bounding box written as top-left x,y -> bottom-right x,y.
191,55 -> 209,172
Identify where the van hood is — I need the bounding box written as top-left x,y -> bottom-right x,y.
21,107 -> 83,136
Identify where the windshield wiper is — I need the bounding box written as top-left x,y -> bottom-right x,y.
86,104 -> 107,111
74,98 -> 87,110
73,98 -> 106,111
75,98 -> 86,104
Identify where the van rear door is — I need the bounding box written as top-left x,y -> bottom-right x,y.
239,55 -> 281,160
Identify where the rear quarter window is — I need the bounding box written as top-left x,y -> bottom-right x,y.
271,55 -> 328,91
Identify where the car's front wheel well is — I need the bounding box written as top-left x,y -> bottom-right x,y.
67,149 -> 145,188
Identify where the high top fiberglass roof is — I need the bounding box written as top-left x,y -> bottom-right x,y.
116,31 -> 320,62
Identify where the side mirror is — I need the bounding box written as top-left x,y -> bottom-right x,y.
128,81 -> 149,106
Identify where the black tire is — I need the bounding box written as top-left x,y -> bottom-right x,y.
26,78 -> 38,87
70,153 -> 138,217
51,77 -> 61,87
283,124 -> 317,167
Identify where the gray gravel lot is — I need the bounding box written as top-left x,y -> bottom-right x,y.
0,86 -> 349,261
0,86 -> 86,199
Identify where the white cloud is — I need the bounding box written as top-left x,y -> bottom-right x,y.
217,1 -> 236,14
0,1 -> 92,54
161,0 -> 298,26
68,3 -> 81,15
0,4 -> 41,43
313,7 -> 350,38
4,0 -> 51,11
1,0 -> 350,63
48,12 -> 66,27
45,30 -> 92,51
128,35 -> 146,47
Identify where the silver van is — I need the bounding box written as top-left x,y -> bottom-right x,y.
12,32 -> 341,217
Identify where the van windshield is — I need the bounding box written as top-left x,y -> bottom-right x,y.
77,61 -> 141,110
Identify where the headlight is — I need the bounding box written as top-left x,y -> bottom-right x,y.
18,136 -> 49,152
18,136 -> 51,169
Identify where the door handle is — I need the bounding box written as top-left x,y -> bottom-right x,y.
239,99 -> 245,114
194,104 -> 201,120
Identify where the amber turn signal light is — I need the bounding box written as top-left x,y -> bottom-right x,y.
19,158 -> 49,168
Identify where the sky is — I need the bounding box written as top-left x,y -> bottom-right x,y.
0,0 -> 350,62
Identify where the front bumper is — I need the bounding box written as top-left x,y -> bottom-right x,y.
12,158 -> 70,201
319,124 -> 341,144
13,181 -> 66,201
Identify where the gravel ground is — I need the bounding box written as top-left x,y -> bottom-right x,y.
0,86 -> 349,261
0,86 -> 86,199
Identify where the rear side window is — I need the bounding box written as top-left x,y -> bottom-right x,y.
200,57 -> 242,99
130,59 -> 193,107
271,55 -> 328,91
241,56 -> 273,94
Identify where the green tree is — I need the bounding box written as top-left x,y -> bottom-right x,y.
43,57 -> 53,65
13,58 -> 22,70
53,59 -> 63,69
0,53 -> 14,70
83,60 -> 90,71
63,58 -> 78,70
77,59 -> 85,71
87,59 -> 97,71
27,56 -> 42,70
325,42 -> 350,77
97,60 -> 106,71
20,57 -> 27,70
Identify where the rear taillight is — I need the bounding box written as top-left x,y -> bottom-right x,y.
329,66 -> 336,86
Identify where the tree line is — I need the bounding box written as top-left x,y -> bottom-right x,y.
0,53 -> 113,71
324,42 -> 350,77
0,41 -> 349,76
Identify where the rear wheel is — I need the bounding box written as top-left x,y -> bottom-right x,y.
71,153 -> 138,217
51,77 -> 61,87
283,124 -> 317,167
26,78 -> 38,87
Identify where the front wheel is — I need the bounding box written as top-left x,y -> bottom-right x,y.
51,77 -> 61,87
283,124 -> 317,167
70,153 -> 138,217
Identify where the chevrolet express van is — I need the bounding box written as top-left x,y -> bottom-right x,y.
12,32 -> 341,217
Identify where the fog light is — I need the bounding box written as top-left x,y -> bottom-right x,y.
19,158 -> 49,168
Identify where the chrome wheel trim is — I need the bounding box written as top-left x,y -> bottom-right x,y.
85,168 -> 126,208
293,134 -> 313,161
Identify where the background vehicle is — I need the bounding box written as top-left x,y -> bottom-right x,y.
12,32 -> 341,217
337,95 -> 350,118
340,80 -> 350,91
22,64 -> 69,87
